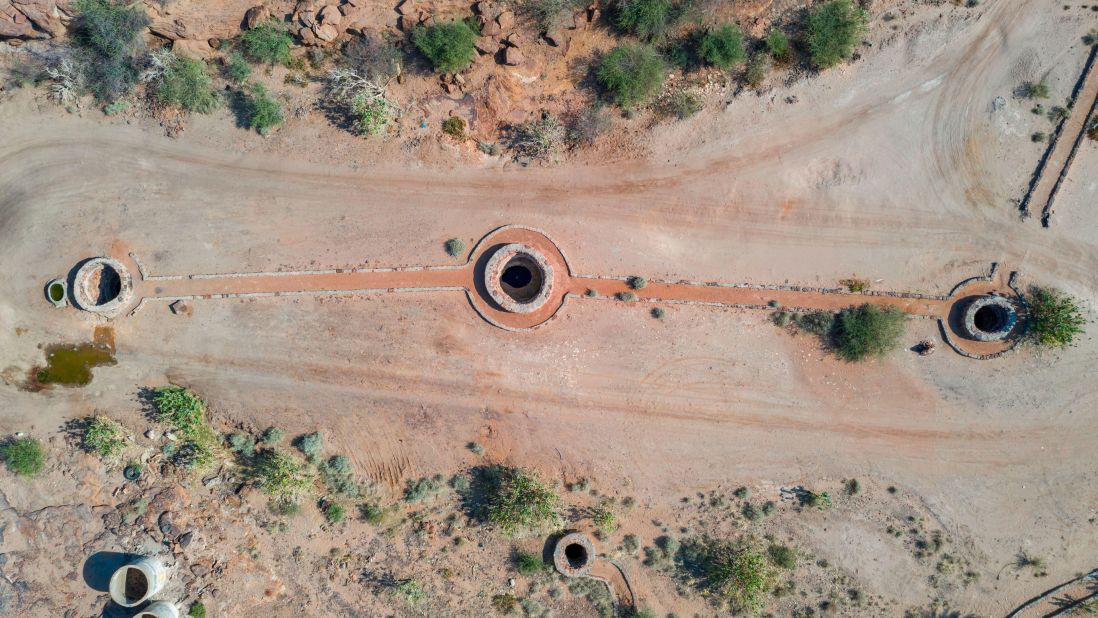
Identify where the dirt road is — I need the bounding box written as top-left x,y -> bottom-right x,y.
0,0 -> 1096,615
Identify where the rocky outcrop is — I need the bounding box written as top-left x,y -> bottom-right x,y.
290,0 -> 367,46
0,0 -> 72,40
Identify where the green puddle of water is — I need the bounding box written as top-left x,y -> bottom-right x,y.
48,283 -> 65,302
34,344 -> 116,387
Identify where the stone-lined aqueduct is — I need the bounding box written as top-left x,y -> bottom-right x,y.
52,225 -> 1026,360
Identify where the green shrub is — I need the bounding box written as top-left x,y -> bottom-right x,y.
227,433 -> 257,458
226,52 -> 252,84
733,486 -> 750,499
487,466 -> 561,534
324,502 -> 346,523
71,0 -> 150,102
251,448 -> 313,505
404,475 -> 445,502
242,20 -> 295,65
515,0 -> 583,31
794,310 -> 835,336
261,426 -> 284,444
592,505 -> 617,532
699,24 -> 745,70
152,386 -> 218,470
652,307 -> 666,319
83,415 -> 127,460
597,43 -> 667,108
765,29 -> 792,63
615,0 -> 674,41
0,437 -> 46,477
844,478 -> 861,495
1027,288 -> 1086,347
744,54 -> 767,88
360,502 -> 385,524
154,54 -> 219,113
442,115 -> 466,138
103,100 -> 129,115
188,602 -> 206,618
468,440 -> 485,454
294,431 -> 323,459
412,21 -> 478,73
683,537 -> 774,612
1024,81 -> 1050,99
833,304 -> 906,361
320,455 -> 363,498
772,310 -> 791,327
806,0 -> 869,69
628,276 -> 648,289
1031,132 -> 1047,143
492,592 -> 519,612
617,291 -> 637,301
445,238 -> 466,257
396,579 -> 426,604
767,543 -> 796,569
515,550 -> 548,575
741,502 -> 762,522
244,83 -> 284,136
349,93 -> 394,135
662,89 -> 701,118
803,490 -> 831,510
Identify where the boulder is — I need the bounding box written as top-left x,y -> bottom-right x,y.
149,18 -> 190,40
0,5 -> 43,39
318,4 -> 341,26
395,0 -> 413,15
503,32 -> 523,47
10,0 -> 65,36
503,46 -> 524,66
298,25 -> 317,44
496,9 -> 513,30
477,14 -> 500,36
243,5 -> 270,29
397,14 -> 414,32
314,23 -> 338,42
474,36 -> 497,55
472,1 -> 489,14
172,38 -> 215,60
544,30 -> 567,46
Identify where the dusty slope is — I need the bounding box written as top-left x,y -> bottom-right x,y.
0,0 -> 1096,614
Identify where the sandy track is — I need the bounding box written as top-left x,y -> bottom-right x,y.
0,0 -> 1097,614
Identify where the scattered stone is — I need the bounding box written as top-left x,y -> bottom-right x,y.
454,73 -> 465,86
164,431 -> 178,442
169,300 -> 190,315
202,475 -> 221,488
145,429 -> 159,440
177,531 -> 194,548
243,5 -> 270,29
544,30 -> 566,46
504,46 -> 525,66
158,511 -> 176,536
508,577 -> 516,587
190,564 -> 210,577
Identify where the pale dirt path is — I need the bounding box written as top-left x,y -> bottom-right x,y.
0,0 -> 1096,615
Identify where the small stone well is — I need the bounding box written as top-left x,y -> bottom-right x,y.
962,295 -> 1018,342
553,532 -> 596,577
484,243 -> 554,314
72,257 -> 133,317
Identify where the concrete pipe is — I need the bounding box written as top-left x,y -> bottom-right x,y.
136,601 -> 180,618
108,557 -> 169,607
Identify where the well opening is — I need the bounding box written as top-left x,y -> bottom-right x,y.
499,256 -> 544,302
564,543 -> 588,569
973,304 -> 1005,333
122,567 -> 149,604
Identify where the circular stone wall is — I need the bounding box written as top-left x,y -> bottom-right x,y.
962,295 -> 1017,342
553,532 -> 596,577
484,244 -> 554,314
72,257 -> 133,317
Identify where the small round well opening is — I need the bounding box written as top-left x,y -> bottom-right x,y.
564,543 -> 588,569
973,304 -> 1004,333
122,567 -> 149,604
48,282 -> 65,302
498,256 -> 544,303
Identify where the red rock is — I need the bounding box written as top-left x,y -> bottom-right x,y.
318,4 -> 341,26
298,26 -> 317,44
496,9 -> 514,30
504,46 -> 524,66
314,22 -> 338,40
395,0 -> 413,15
243,5 -> 270,29
503,32 -> 523,47
474,36 -> 497,55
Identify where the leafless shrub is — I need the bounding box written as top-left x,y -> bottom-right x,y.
512,114 -> 567,159
45,58 -> 82,109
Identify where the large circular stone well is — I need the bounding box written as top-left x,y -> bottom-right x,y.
553,532 -> 596,577
72,257 -> 133,317
961,295 -> 1018,342
483,243 -> 554,314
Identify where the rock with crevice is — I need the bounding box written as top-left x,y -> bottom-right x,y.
243,5 -> 270,29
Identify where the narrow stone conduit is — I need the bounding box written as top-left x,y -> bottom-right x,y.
51,226 -> 1024,358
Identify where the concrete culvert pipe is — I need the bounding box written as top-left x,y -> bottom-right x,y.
136,601 -> 180,618
108,557 -> 168,607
